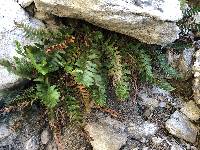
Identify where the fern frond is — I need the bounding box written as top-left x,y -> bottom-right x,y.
177,6 -> 200,33
66,96 -> 82,122
155,79 -> 175,91
36,84 -> 60,108
15,22 -> 47,40
0,58 -> 34,79
156,54 -> 180,78
76,84 -> 91,112
136,49 -> 154,83
104,42 -> 130,100
6,86 -> 37,106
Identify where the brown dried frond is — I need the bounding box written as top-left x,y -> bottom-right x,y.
46,36 -> 75,53
76,84 -> 91,113
49,118 -> 64,150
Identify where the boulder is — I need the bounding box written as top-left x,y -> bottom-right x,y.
180,100 -> 200,121
16,0 -> 34,8
0,0 -> 45,90
34,0 -> 182,45
165,111 -> 198,143
85,117 -> 128,150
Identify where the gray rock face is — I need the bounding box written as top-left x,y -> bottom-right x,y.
34,0 -> 182,45
16,0 -> 34,7
165,111 -> 198,143
0,124 -> 13,140
180,100 -> 200,121
24,136 -> 39,150
0,0 -> 44,90
127,121 -> 158,139
167,48 -> 195,79
85,118 -> 128,150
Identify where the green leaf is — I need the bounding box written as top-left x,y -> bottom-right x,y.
36,84 -> 60,108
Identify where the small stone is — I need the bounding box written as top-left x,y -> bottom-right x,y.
165,111 -> 198,143
0,124 -> 12,140
180,100 -> 200,121
85,122 -> 127,150
142,147 -> 149,150
151,137 -> 164,145
159,102 -> 167,108
138,92 -> 159,109
41,129 -> 50,144
46,141 -> 57,150
128,121 -> 158,139
25,136 -> 39,150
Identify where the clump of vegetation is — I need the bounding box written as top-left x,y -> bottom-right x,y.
0,22 -> 180,147
0,22 -> 179,117
177,3 -> 200,34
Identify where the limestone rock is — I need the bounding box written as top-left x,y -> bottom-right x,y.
167,48 -> 195,79
180,100 -> 200,121
41,129 -> 50,145
165,111 -> 198,143
16,0 -> 34,7
25,136 -> 39,150
0,124 -> 12,140
0,0 -> 45,90
34,0 -> 182,45
85,121 -> 127,150
127,121 -> 158,139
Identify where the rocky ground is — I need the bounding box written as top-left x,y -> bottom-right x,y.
0,0 -> 200,150
0,83 -> 200,150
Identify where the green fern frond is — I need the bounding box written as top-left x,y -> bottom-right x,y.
155,79 -> 175,92
15,22 -> 47,40
6,86 -> 37,106
66,96 -> 82,122
156,54 -> 180,78
36,84 -> 60,109
136,49 -> 154,83
103,42 -> 130,100
177,6 -> 200,33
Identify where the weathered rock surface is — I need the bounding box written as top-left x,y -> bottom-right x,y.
0,0 -> 44,90
34,0 -> 182,45
167,47 -> 195,79
16,0 -> 34,7
180,100 -> 200,121
165,111 -> 198,143
85,118 -> 128,150
41,129 -> 50,145
193,49 -> 200,105
0,124 -> 13,140
127,121 -> 158,139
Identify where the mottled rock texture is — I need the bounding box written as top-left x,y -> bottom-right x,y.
0,0 -> 44,90
34,0 -> 182,45
165,111 -> 198,143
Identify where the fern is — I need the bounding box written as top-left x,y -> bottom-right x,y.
136,49 -> 154,83
66,96 -> 82,122
103,41 -> 130,100
155,79 -> 175,92
71,47 -> 107,105
177,6 -> 200,33
1,22 -> 182,127
156,54 -> 180,79
15,22 -> 48,40
6,86 -> 36,106
179,0 -> 188,10
36,84 -> 60,108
